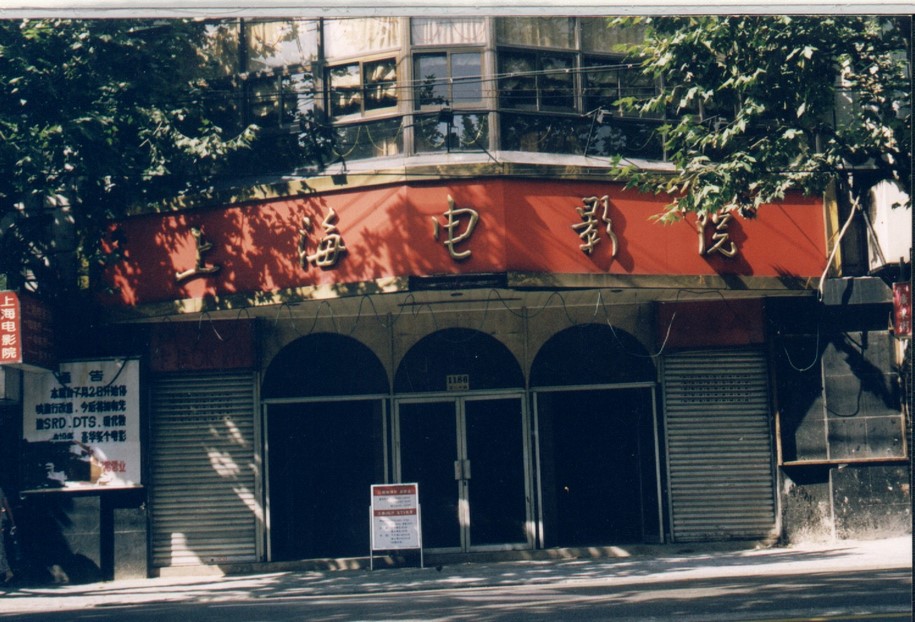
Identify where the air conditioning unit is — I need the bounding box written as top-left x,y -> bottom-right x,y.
867,179 -> 911,272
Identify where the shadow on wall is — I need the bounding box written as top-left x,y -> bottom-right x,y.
770,297 -> 910,543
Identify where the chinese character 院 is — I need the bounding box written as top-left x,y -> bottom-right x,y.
697,211 -> 738,258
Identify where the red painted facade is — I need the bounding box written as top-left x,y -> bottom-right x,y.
103,179 -> 827,306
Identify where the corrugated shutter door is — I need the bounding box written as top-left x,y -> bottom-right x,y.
663,349 -> 776,542
151,372 -> 258,567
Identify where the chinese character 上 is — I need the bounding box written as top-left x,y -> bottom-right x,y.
176,226 -> 221,282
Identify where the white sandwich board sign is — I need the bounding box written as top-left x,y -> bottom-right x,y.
370,483 -> 422,568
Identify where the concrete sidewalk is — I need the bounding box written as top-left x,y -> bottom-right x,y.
0,536 -> 910,615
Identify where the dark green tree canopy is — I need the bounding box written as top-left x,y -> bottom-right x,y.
612,15 -> 911,221
0,19 -> 264,297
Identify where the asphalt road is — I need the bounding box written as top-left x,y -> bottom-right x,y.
0,537 -> 910,621
0,567 -> 910,622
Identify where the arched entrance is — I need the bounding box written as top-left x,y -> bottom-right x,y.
262,333 -> 389,561
393,328 -> 531,552
531,324 -> 662,547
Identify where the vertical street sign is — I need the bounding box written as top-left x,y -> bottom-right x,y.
0,291 -> 22,365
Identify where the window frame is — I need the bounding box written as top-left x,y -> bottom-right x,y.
498,47 -> 580,114
326,55 -> 402,120
412,49 -> 485,111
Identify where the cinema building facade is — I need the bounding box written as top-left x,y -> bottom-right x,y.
3,17 -> 909,578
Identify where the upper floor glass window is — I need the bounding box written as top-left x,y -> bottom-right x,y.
328,58 -> 398,118
324,18 -> 401,59
499,51 -> 576,111
580,18 -> 647,53
496,17 -> 575,48
199,22 -> 241,79
412,18 -> 485,46
245,20 -> 318,72
414,52 -> 482,108
248,72 -> 313,127
583,56 -> 659,118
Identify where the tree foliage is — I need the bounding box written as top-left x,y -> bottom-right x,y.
611,15 -> 911,221
0,19 -> 265,297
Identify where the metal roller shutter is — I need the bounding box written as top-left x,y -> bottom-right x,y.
150,372 -> 259,567
662,349 -> 776,542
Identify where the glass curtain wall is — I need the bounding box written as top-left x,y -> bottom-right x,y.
496,17 -> 663,160
199,18 -> 665,173
410,18 -> 488,154
324,18 -> 405,161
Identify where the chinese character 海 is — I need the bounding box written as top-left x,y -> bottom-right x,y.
697,211 -> 738,258
432,195 -> 479,261
300,208 -> 347,269
572,195 -> 618,256
176,226 -> 221,282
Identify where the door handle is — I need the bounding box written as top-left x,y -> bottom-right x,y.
453,460 -> 472,481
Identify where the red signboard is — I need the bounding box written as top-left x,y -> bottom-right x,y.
894,282 -> 912,338
19,292 -> 56,369
656,299 -> 766,349
0,291 -> 22,365
148,319 -> 256,373
102,179 -> 828,308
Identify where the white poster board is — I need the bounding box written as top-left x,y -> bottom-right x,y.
370,483 -> 422,568
22,358 -> 141,491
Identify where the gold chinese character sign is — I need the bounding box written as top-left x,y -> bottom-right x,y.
175,226 -> 221,282
300,208 -> 347,269
572,195 -> 618,257
697,211 -> 738,258
432,195 -> 479,261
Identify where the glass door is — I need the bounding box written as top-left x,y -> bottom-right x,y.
396,394 -> 531,552
463,397 -> 528,547
397,400 -> 461,549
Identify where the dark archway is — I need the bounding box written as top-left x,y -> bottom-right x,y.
394,328 -> 523,393
530,323 -> 655,387
393,329 -> 527,551
263,334 -> 388,561
531,324 -> 660,547
262,332 -> 389,399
